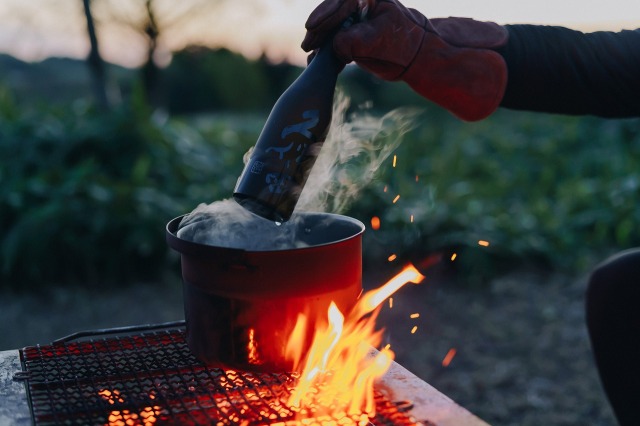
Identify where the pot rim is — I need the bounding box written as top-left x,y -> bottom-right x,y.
166,211 -> 365,254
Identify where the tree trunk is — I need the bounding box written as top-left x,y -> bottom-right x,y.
82,0 -> 110,109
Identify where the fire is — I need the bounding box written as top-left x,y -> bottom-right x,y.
247,328 -> 262,365
98,389 -> 161,426
442,348 -> 457,367
285,264 -> 426,422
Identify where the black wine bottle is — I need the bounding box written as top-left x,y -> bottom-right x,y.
233,44 -> 344,222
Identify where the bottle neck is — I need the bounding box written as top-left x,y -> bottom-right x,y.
307,43 -> 346,75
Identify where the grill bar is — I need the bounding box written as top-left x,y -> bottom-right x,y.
19,325 -> 420,425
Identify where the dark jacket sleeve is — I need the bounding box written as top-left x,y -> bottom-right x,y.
497,25 -> 640,118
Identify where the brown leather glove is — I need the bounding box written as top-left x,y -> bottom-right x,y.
302,0 -> 508,121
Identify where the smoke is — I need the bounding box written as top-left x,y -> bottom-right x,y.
177,92 -> 420,250
297,92 -> 421,214
177,199 -> 306,250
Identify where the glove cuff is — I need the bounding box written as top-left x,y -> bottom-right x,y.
402,18 -> 508,121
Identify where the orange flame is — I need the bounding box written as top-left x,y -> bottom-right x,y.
285,264 -> 426,421
247,328 -> 262,365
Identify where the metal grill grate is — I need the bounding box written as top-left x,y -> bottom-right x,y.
18,324 -> 420,425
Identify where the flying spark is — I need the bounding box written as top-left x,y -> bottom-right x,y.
442,348 -> 457,367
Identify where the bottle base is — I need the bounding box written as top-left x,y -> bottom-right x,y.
233,194 -> 287,223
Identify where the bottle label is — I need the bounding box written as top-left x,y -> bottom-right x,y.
280,110 -> 319,140
262,109 -> 320,194
265,172 -> 291,194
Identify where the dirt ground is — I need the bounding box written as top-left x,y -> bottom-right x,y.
365,263 -> 618,426
1,265 -> 618,426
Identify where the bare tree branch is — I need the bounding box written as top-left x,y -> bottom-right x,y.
91,0 -> 230,108
82,0 -> 110,109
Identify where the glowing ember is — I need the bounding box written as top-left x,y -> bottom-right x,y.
450,253 -> 457,261
410,214 -> 414,223
370,216 -> 381,230
410,326 -> 418,334
285,264 -> 426,422
442,348 -> 457,367
388,298 -> 393,309
409,313 -> 420,319
387,254 -> 397,262
392,195 -> 400,204
392,155 -> 397,168
98,389 -> 161,426
478,240 -> 490,247
248,328 -> 262,365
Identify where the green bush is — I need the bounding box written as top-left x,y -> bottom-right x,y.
2,71 -> 638,289
345,106 -> 640,277
0,86 -> 255,289
165,47 -> 299,114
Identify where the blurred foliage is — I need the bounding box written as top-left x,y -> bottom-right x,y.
347,107 -> 640,282
0,85 -> 256,289
1,48 -> 639,289
165,47 -> 300,114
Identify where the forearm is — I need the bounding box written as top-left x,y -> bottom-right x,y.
497,25 -> 640,118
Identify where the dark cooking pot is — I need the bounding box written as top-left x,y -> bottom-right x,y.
166,212 -> 364,372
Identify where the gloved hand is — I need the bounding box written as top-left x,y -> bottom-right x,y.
302,0 -> 509,121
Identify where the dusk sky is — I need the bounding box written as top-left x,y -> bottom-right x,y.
0,0 -> 637,67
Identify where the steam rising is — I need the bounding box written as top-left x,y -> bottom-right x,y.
178,92 -> 420,250
298,92 -> 420,214
177,199 -> 306,250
